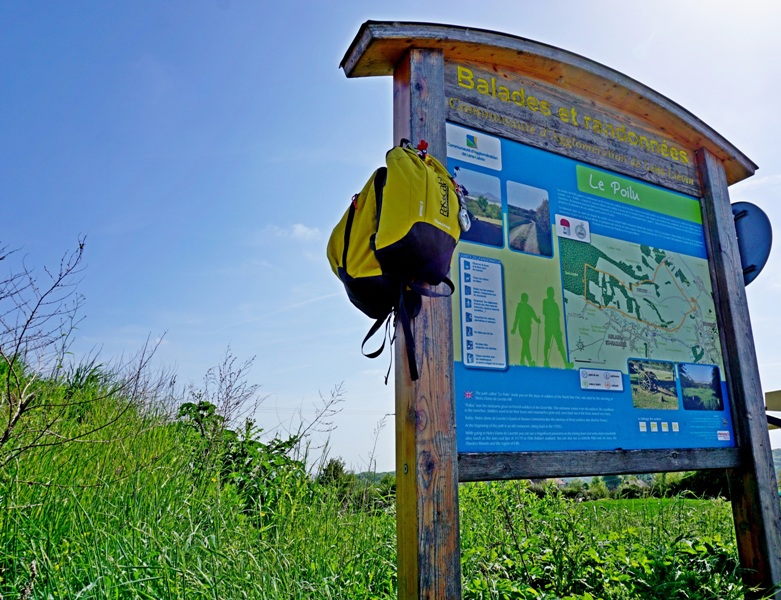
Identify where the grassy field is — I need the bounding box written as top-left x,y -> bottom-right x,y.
0,360 -> 763,599
681,384 -> 723,411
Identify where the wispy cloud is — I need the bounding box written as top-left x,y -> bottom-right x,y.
214,291 -> 343,331
250,224 -> 323,245
730,173 -> 781,194
291,224 -> 321,241
207,257 -> 286,278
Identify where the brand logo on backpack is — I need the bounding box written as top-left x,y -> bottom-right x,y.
438,175 -> 450,218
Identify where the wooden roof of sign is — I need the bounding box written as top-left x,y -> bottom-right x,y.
341,21 -> 756,187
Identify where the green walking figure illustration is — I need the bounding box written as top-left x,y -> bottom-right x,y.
542,286 -> 574,369
511,292 -> 540,366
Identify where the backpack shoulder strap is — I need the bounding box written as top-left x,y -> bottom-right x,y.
397,284 -> 419,382
408,276 -> 455,299
361,311 -> 393,360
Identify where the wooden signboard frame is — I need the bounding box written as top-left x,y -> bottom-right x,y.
342,21 -> 781,599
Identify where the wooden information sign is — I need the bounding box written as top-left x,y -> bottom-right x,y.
342,21 -> 781,599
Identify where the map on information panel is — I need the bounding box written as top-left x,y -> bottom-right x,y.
561,237 -> 721,370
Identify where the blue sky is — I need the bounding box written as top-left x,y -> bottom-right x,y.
3,1 -> 781,471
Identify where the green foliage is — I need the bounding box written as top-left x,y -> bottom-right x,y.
0,357 -> 755,599
666,469 -> 731,500
468,195 -> 502,221
651,471 -> 685,497
534,197 -> 552,256
588,476 -> 609,499
614,480 -> 644,499
315,459 -> 396,514
460,481 -> 752,599
0,362 -> 397,599
176,397 -> 305,526
178,398 -> 225,439
317,457 -> 355,488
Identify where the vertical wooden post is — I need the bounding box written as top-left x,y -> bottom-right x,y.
698,148 -> 781,598
393,48 -> 462,600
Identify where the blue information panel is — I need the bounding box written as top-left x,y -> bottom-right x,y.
447,122 -> 736,453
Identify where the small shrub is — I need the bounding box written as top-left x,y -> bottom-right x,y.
616,477 -> 648,499
667,469 -> 731,499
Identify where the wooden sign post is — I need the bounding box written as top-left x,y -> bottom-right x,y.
342,21 -> 781,599
392,48 -> 462,599
698,149 -> 781,588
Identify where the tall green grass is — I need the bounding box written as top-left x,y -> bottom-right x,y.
0,363 -> 760,599
460,482 -> 750,599
0,365 -> 398,599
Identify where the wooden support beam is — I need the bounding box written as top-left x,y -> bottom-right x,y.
459,447 -> 742,481
393,48 -> 462,600
697,148 -> 781,598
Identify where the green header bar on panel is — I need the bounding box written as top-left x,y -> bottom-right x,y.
576,165 -> 702,224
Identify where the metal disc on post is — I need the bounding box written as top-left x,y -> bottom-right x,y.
732,201 -> 772,286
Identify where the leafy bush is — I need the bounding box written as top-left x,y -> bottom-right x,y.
615,477 -> 648,499
587,476 -> 609,500
667,469 -> 731,500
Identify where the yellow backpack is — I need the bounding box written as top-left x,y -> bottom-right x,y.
327,140 -> 462,380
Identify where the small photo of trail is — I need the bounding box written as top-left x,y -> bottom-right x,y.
678,363 -> 724,411
629,359 -> 679,410
506,181 -> 552,257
